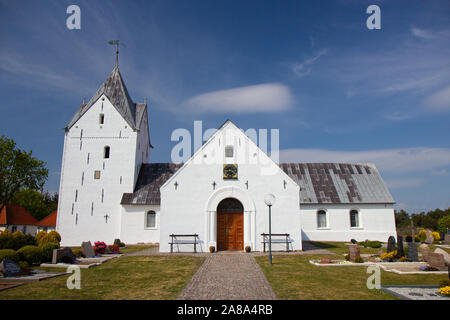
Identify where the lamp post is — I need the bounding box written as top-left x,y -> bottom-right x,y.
264,194 -> 276,265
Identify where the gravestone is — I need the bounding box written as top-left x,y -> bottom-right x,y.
427,252 -> 447,271
396,235 -> 405,258
52,247 -> 76,264
387,236 -> 396,253
349,245 -> 360,262
81,241 -> 95,258
425,231 -> 434,244
407,242 -> 419,262
445,234 -> 450,244
434,248 -> 450,266
114,239 -> 121,247
419,244 -> 431,262
0,259 -> 20,277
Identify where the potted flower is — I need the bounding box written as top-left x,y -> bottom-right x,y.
245,246 -> 251,253
209,246 -> 215,253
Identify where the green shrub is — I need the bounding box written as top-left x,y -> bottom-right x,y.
364,241 -> 382,248
41,242 -> 60,262
405,235 -> 413,242
0,249 -> 20,263
344,254 -> 350,261
47,231 -> 61,244
35,231 -> 47,244
17,245 -> 42,265
0,230 -> 12,249
72,249 -> 85,258
119,242 -> 125,247
18,261 -> 29,270
350,239 -> 357,244
24,234 -> 36,246
354,256 -> 364,263
418,230 -> 427,242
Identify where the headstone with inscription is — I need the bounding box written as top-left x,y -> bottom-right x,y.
445,234 -> 450,244
420,244 -> 431,262
396,235 -> 405,258
427,252 -> 447,271
81,241 -> 95,258
407,241 -> 419,262
0,259 -> 20,277
387,236 -> 396,253
349,244 -> 360,263
52,247 -> 76,264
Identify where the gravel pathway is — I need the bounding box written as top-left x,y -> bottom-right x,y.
177,252 -> 277,300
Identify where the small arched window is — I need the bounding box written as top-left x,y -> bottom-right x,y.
104,146 -> 110,159
146,211 -> 156,228
350,209 -> 360,228
317,210 -> 327,228
99,114 -> 105,124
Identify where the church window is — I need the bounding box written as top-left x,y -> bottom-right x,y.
104,146 -> 110,159
94,170 -> 100,179
99,114 -> 105,124
81,172 -> 84,185
225,146 -> 234,157
91,202 -> 94,216
317,210 -> 327,228
146,211 -> 156,228
75,190 -> 78,202
350,210 -> 360,228
87,153 -> 90,164
101,189 -> 104,203
11,226 -> 17,233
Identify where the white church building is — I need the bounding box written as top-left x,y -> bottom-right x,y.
56,64 -> 397,251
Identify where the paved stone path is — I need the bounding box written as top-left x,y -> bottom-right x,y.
177,252 -> 277,300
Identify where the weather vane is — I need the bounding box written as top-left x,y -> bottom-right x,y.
108,40 -> 120,67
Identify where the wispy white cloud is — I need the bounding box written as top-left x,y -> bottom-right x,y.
425,85 -> 450,110
182,83 -> 293,114
383,112 -> 414,121
431,169 -> 448,176
411,27 -> 434,39
292,49 -> 328,78
279,147 -> 450,173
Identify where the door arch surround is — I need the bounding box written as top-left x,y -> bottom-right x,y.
216,198 -> 244,251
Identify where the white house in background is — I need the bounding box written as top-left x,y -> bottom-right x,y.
57,64 -> 397,250
0,204 -> 39,236
37,211 -> 57,233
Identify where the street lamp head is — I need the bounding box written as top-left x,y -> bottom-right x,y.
264,193 -> 276,206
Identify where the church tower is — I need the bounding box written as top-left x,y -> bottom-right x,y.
56,64 -> 151,246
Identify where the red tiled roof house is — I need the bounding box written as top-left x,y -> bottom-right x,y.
36,211 -> 57,233
0,204 -> 39,235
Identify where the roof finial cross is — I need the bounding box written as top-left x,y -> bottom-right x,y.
108,40 -> 120,67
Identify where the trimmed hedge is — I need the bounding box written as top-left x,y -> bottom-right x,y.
0,249 -> 20,263
17,245 -> 42,265
41,242 -> 60,262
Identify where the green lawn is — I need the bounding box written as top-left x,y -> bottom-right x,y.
256,254 -> 447,300
306,241 -> 383,255
0,255 -> 204,300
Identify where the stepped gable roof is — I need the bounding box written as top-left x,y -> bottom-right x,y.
121,162 -> 394,205
279,163 -> 394,204
66,66 -> 145,131
0,204 -> 39,226
121,163 -> 183,205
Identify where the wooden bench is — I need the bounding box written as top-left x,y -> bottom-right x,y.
261,233 -> 291,252
169,234 -> 198,253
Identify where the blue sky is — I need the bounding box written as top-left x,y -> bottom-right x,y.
1,0 -> 449,212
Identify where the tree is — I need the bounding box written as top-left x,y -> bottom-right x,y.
437,215 -> 450,234
395,209 -> 410,228
0,135 -> 48,212
11,189 -> 49,221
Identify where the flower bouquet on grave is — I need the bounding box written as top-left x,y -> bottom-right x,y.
437,286 -> 450,297
94,241 -> 107,255
107,244 -> 120,254
419,265 -> 438,271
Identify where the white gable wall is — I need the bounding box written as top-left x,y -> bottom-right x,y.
301,203 -> 396,242
159,122 -> 301,252
57,95 -> 140,246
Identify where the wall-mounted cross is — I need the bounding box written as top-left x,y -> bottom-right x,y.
104,214 -> 110,223
212,181 -> 217,190
245,181 -> 248,189
174,181 -> 178,190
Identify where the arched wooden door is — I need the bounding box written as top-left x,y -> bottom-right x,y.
216,198 -> 244,251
